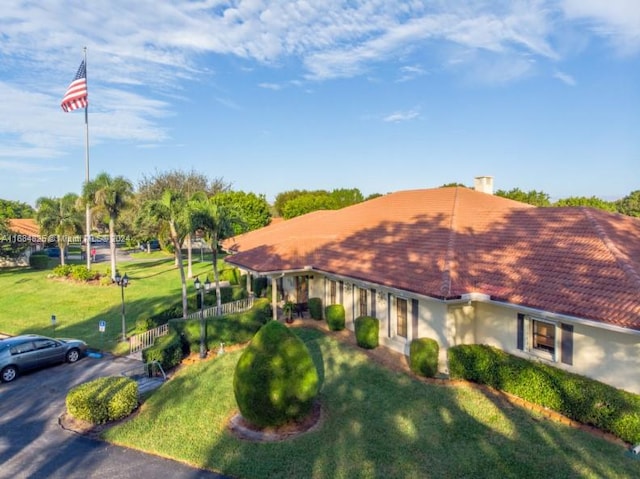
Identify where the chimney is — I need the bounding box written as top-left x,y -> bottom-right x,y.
474,176 -> 494,195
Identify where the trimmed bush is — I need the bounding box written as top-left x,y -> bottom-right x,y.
308,297 -> 323,320
233,320 -> 319,427
219,268 -> 241,285
355,315 -> 379,349
53,264 -> 73,277
70,264 -> 95,281
410,338 -> 439,378
29,252 -> 49,270
142,331 -> 185,371
448,344 -> 640,444
325,304 -> 345,331
66,376 -> 138,424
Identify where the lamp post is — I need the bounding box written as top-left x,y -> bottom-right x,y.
194,276 -> 211,359
114,272 -> 129,342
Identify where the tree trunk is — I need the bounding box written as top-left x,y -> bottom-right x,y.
186,234 -> 193,279
109,218 -> 117,279
211,233 -> 222,315
170,221 -> 188,319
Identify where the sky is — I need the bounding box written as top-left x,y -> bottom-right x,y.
0,0 -> 638,207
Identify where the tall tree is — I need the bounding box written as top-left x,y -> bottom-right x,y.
553,196 -> 616,211
189,196 -> 240,314
83,173 -> 133,279
36,194 -> 83,266
137,169 -> 231,277
211,190 -> 271,235
143,189 -> 190,318
616,190 -> 640,217
0,199 -> 35,220
495,188 -> 551,207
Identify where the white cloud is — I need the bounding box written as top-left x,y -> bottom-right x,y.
553,70 -> 576,86
562,0 -> 640,54
258,82 -> 283,90
383,108 -> 421,123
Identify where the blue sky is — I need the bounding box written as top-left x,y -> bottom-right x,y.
0,0 -> 638,207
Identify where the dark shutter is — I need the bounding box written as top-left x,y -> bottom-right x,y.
411,299 -> 419,339
339,281 -> 344,304
561,324 -> 574,365
517,313 -> 524,350
370,289 -> 376,317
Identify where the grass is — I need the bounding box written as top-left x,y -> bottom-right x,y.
103,329 -> 639,479
0,250 -> 224,353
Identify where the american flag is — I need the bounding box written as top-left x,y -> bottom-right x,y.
61,60 -> 88,112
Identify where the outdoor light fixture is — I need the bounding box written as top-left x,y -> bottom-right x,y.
194,277 -> 211,359
114,272 -> 129,342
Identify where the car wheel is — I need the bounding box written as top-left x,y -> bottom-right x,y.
66,349 -> 80,363
1,365 -> 18,383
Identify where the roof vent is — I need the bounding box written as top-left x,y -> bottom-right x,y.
474,176 -> 494,195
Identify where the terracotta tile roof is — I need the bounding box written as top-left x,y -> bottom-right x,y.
7,218 -> 40,238
223,187 -> 640,332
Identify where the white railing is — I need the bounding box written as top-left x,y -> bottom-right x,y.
130,297 -> 256,355
186,296 -> 255,320
129,323 -> 169,355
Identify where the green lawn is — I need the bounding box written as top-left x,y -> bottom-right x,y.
103,329 -> 639,479
0,251 -> 219,353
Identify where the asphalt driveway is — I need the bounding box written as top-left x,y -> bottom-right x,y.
0,353 -> 228,479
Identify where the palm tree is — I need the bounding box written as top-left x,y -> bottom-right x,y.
36,194 -> 83,266
83,173 -> 133,280
189,195 -> 241,314
143,189 -> 190,318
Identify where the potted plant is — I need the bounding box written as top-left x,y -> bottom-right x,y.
283,300 -> 295,323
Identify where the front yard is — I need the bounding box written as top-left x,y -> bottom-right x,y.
103,328 -> 639,479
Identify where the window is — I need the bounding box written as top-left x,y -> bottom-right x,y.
531,319 -> 556,357
397,298 -> 407,338
358,288 -> 367,317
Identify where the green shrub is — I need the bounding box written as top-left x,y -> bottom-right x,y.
173,298 -> 270,354
219,268 -> 241,285
29,253 -> 49,270
53,264 -> 73,277
355,316 -> 379,349
66,376 -> 138,424
233,320 -> 319,427
135,317 -> 157,334
70,264 -> 95,281
308,297 -> 323,320
448,344 -> 640,444
325,304 -> 345,331
410,338 -> 439,378
142,330 -> 185,371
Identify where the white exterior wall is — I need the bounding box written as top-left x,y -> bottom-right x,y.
466,302 -> 640,394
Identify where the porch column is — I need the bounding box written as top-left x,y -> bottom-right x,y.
271,276 -> 278,321
246,272 -> 253,296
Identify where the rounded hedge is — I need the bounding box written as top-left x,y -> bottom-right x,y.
29,253 -> 49,270
325,304 -> 345,331
308,297 -> 323,320
409,338 -> 439,378
233,320 -> 319,428
66,376 -> 138,424
355,316 -> 379,349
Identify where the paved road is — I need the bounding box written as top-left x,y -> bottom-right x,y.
0,353 -> 229,479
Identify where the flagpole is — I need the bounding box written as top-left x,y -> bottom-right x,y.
83,46 -> 92,270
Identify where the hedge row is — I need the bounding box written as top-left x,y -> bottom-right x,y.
66,376 -> 138,424
142,299 -> 272,368
448,344 -> 640,444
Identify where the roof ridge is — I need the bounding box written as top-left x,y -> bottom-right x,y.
440,188 -> 458,296
582,208 -> 640,292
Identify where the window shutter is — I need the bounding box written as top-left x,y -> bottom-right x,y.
561,324 -> 573,365
517,313 -> 524,350
411,299 -> 419,339
370,289 -> 376,317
